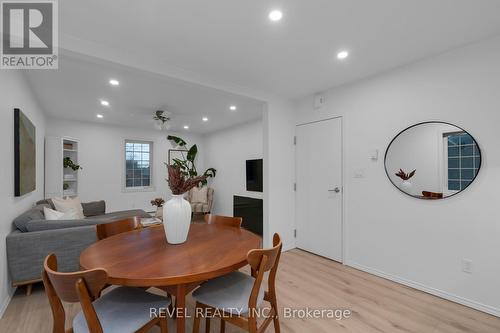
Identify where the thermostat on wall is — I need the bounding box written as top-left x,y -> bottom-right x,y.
314,94 -> 325,109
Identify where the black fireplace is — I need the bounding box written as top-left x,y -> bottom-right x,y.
233,196 -> 263,236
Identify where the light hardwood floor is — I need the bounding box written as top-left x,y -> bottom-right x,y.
1,249 -> 499,333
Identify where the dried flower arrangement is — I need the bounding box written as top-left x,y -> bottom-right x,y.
150,198 -> 165,208
395,169 -> 416,181
167,165 -> 207,195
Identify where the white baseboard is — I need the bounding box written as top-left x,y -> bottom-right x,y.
0,288 -> 15,319
345,260 -> 500,317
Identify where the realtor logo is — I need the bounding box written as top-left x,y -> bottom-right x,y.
1,1 -> 58,69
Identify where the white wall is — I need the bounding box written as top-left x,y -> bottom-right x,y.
46,119 -> 205,212
292,35 -> 500,315
263,99 -> 296,251
0,72 -> 46,316
203,120 -> 263,216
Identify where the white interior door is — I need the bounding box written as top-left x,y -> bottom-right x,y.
295,117 -> 343,262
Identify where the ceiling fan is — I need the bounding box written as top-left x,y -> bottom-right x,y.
153,110 -> 172,130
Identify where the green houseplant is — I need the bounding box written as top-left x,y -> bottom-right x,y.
63,157 -> 82,171
166,135 -> 216,186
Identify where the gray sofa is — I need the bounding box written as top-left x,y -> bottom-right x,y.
6,199 -> 150,294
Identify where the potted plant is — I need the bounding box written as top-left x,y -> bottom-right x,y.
163,136 -> 216,244
63,157 -> 82,171
150,198 -> 165,219
395,169 -> 416,194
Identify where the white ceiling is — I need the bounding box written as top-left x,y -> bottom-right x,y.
24,54 -> 264,134
58,0 -> 500,98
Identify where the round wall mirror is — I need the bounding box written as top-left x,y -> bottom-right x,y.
385,122 -> 481,199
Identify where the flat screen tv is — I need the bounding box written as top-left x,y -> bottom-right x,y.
246,159 -> 263,192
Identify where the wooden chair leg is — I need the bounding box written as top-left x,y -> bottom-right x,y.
272,310 -> 280,333
205,317 -> 211,333
271,297 -> 280,333
168,294 -> 174,315
159,317 -> 168,333
220,319 -> 225,333
193,304 -> 201,333
26,284 -> 33,296
248,317 -> 258,333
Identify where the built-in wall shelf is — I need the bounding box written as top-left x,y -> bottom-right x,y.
45,136 -> 80,199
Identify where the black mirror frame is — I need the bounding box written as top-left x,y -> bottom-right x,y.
384,121 -> 482,200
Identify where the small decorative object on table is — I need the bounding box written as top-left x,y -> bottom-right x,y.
150,197 -> 165,219
395,169 -> 416,194
163,136 -> 216,244
140,217 -> 163,228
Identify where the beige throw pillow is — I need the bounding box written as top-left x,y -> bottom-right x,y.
44,207 -> 79,220
52,196 -> 85,219
191,186 -> 208,204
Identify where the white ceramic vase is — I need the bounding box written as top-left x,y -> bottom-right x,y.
162,194 -> 192,244
400,180 -> 413,195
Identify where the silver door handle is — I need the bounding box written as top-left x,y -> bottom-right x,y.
328,187 -> 341,193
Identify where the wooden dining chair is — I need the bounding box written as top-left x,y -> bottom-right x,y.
192,233 -> 282,333
42,253 -> 170,333
96,216 -> 141,240
204,214 -> 243,228
198,214 -> 243,331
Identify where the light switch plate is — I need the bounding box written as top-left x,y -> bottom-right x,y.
314,94 -> 325,109
370,149 -> 379,161
354,169 -> 365,178
462,259 -> 473,274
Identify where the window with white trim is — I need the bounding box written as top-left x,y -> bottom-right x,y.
444,132 -> 480,192
124,140 -> 153,190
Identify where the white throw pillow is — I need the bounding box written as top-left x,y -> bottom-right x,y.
191,186 -> 208,204
44,207 -> 79,220
52,196 -> 85,219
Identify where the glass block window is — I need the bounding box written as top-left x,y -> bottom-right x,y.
125,140 -> 153,189
446,132 -> 480,191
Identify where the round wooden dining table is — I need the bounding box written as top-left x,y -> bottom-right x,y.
80,223 -> 261,333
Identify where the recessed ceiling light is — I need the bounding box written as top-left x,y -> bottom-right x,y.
337,50 -> 349,60
96,114 -> 104,119
109,79 -> 119,86
100,100 -> 110,107
183,125 -> 189,130
202,117 -> 208,122
229,105 -> 237,111
268,10 -> 283,22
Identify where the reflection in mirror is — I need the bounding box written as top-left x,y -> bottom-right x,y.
385,122 -> 481,199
